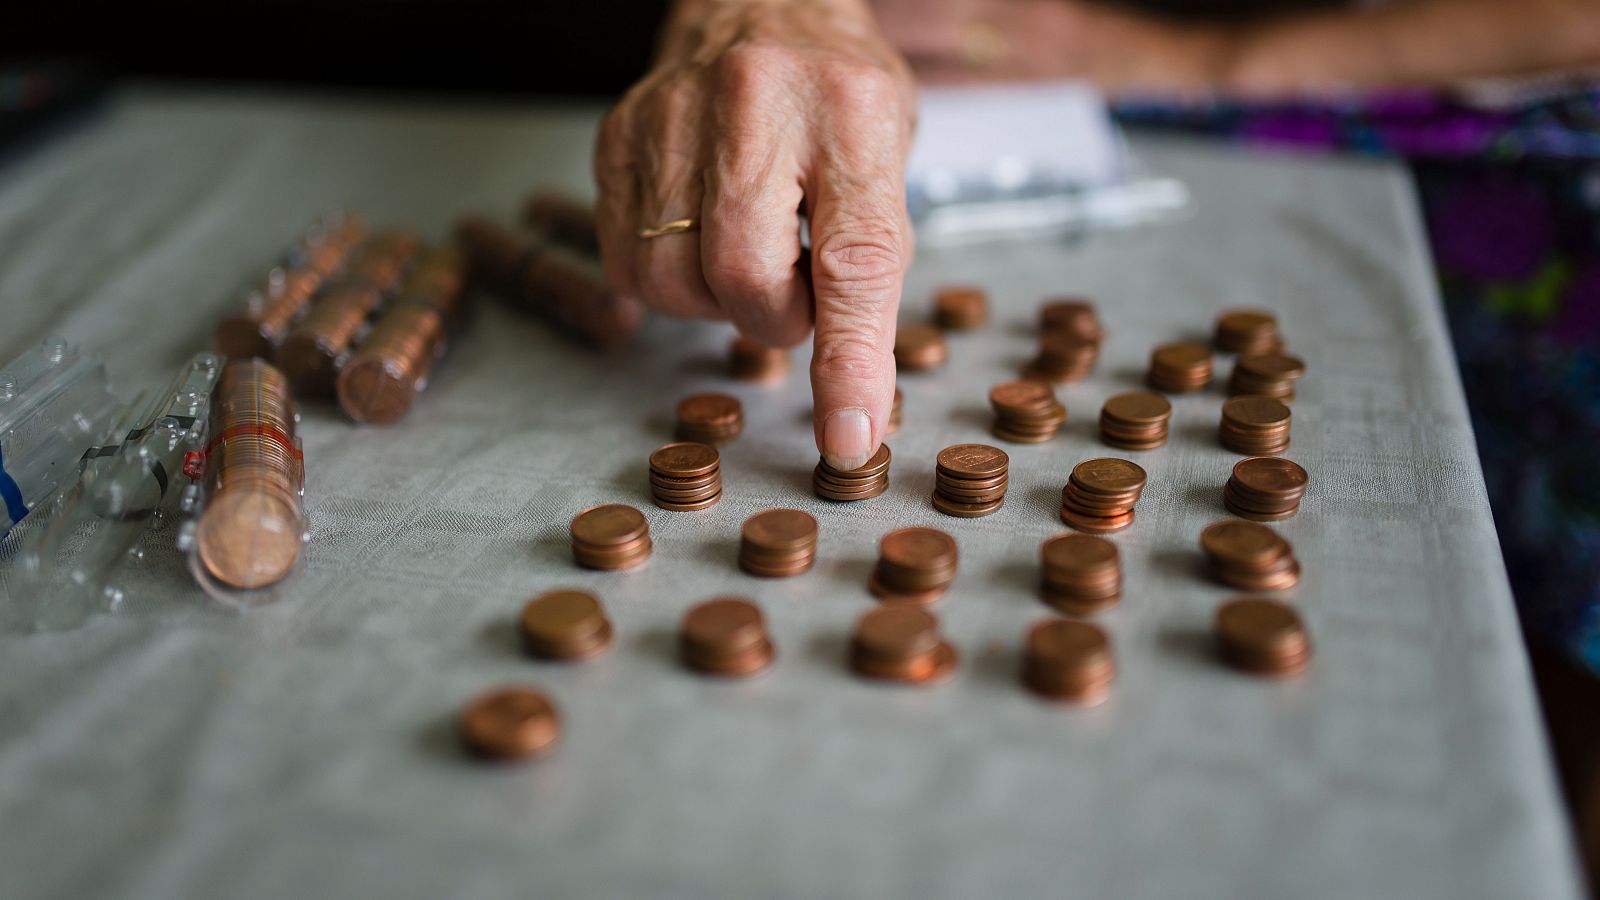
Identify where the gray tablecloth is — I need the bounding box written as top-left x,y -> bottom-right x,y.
0,86 -> 1580,900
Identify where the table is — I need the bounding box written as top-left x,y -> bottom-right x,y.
0,86 -> 1581,900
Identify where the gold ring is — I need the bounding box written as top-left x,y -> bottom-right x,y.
638,218 -> 700,239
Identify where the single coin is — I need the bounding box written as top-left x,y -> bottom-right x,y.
1232,457 -> 1309,497
880,527 -> 958,571
1071,457 -> 1148,495
936,443 -> 1009,479
458,686 -> 560,761
742,509 -> 819,550
1200,519 -> 1289,567
520,590 -> 612,660
1042,533 -> 1119,572
1102,391 -> 1172,425
196,490 -> 304,590
649,441 -> 721,478
570,504 -> 649,547
676,393 -> 742,425
990,380 -> 1055,410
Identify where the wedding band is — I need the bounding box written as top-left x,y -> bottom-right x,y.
638,218 -> 700,239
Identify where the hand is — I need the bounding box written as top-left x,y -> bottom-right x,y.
594,0 -> 917,471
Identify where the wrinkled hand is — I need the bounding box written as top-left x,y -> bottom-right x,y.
594,0 -> 917,470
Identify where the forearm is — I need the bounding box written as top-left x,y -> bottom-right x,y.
1221,0 -> 1600,95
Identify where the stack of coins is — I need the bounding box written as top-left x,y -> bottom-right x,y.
569,504 -> 652,570
813,444 -> 890,502
1228,352 -> 1307,400
648,442 -> 722,511
1039,533 -> 1121,615
1024,330 -> 1098,383
932,443 -> 1009,517
680,597 -> 775,677
1200,519 -> 1301,590
675,393 -> 743,445
194,359 -> 306,592
1060,457 -> 1147,534
868,526 -> 958,605
1039,298 -> 1103,343
934,286 -> 987,330
849,606 -> 958,684
1021,619 -> 1115,705
519,589 -> 614,661
1219,396 -> 1292,455
738,509 -> 819,577
1099,391 -> 1173,450
894,324 -> 948,370
1147,341 -> 1214,392
1215,597 -> 1312,677
1224,457 -> 1309,521
1214,309 -> 1282,355
276,230 -> 422,398
728,336 -> 789,382
458,686 -> 561,761
521,190 -> 599,253
887,387 -> 904,434
214,214 -> 369,360
989,380 -> 1067,443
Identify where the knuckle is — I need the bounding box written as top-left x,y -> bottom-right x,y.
718,42 -> 801,88
704,249 -> 785,301
812,330 -> 889,382
813,230 -> 906,294
820,63 -> 904,115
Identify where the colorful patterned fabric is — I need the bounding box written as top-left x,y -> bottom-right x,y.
1117,88 -> 1600,670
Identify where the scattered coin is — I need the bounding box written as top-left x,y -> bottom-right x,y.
934,286 -> 988,330
849,606 -> 959,685
1025,330 -> 1098,383
989,380 -> 1067,443
680,597 -> 776,677
814,443 -> 891,502
728,336 -> 789,382
569,504 -> 652,570
1099,391 -> 1173,450
1039,298 -> 1103,344
1214,309 -> 1283,356
676,393 -> 744,445
932,443 -> 1009,517
739,509 -> 819,577
895,324 -> 949,371
1220,395 -> 1292,455
1060,457 -> 1147,534
649,441 -> 723,511
1215,596 -> 1312,676
1224,457 -> 1309,521
1147,341 -> 1214,392
869,526 -> 959,605
458,686 -> 561,761
1040,533 -> 1121,615
520,590 -> 614,661
1021,619 -> 1115,704
1200,519 -> 1301,590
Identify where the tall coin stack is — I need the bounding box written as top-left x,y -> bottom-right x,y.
728,336 -> 789,382
1060,458 -> 1147,534
1039,298 -> 1103,343
1099,391 -> 1173,450
1215,597 -> 1312,677
1214,309 -> 1282,355
1219,396 -> 1292,455
932,443 -> 1009,517
675,393 -> 744,445
569,504 -> 652,570
193,359 -> 306,593
1147,341 -> 1214,392
1021,619 -> 1116,705
738,509 -> 819,577
1039,533 -> 1122,615
813,444 -> 891,502
648,442 -> 723,511
1025,330 -> 1098,383
869,526 -> 958,605
933,286 -> 987,330
1228,352 -> 1307,400
1224,457 -> 1309,521
989,380 -> 1067,443
1200,519 -> 1301,590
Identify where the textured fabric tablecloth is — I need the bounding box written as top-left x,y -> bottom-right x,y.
0,86 -> 1580,900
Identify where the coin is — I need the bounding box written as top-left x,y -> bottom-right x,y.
675,393 -> 744,444
1215,597 -> 1311,676
1039,298 -> 1102,343
850,606 -> 959,684
1148,341 -> 1214,392
520,590 -> 613,661
934,286 -> 988,330
1214,309 -> 1282,355
728,336 -> 789,382
895,324 -> 949,371
680,597 -> 775,677
1071,458 -> 1148,495
570,504 -> 648,546
1021,619 -> 1115,704
458,686 -> 561,761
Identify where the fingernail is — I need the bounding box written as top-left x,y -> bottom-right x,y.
822,408 -> 875,471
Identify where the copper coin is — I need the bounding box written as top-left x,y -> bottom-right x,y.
196,490 -> 304,591
1215,597 -> 1311,675
520,590 -> 613,660
682,597 -> 766,653
1042,533 -> 1119,574
990,380 -> 1056,411
458,686 -> 561,761
824,443 -> 892,477
1101,391 -> 1172,425
936,443 -> 1009,479
1039,299 -> 1101,341
854,605 -> 938,659
1235,352 -> 1306,380
1200,519 -> 1290,568
1151,341 -> 1212,368
676,393 -> 742,425
570,504 -> 649,547
1223,395 -> 1291,428
1022,619 -> 1115,703
931,493 -> 1004,518
1060,507 -> 1135,534
935,286 -> 987,328
1071,458 -> 1148,495
1232,457 -> 1308,497
894,324 -> 948,366
650,441 -> 721,478
880,527 -> 957,572
742,509 -> 819,550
